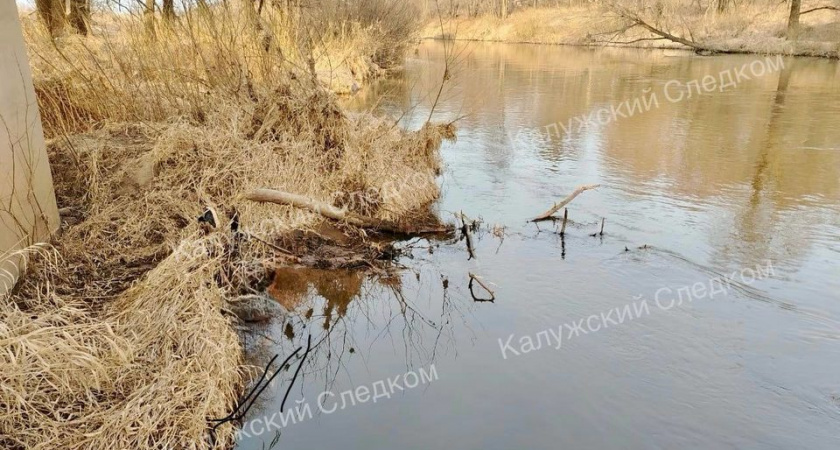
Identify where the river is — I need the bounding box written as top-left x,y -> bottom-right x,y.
236,41 -> 840,450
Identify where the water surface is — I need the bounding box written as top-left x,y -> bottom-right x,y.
237,42 -> 840,450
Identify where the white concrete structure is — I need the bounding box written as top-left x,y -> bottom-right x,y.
1,0 -> 59,296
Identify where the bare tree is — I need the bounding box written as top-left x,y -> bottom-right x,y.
68,0 -> 91,35
605,5 -> 713,52
163,0 -> 176,21
35,0 -> 64,36
145,0 -> 156,36
786,0 -> 802,40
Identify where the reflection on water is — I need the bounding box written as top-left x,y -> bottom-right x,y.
238,42 -> 840,450
267,268 -> 365,329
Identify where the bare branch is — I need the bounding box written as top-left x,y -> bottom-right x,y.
601,36 -> 668,45
801,6 -> 840,15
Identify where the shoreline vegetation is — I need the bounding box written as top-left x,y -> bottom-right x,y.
420,2 -> 840,59
4,2 -> 453,449
5,0 -> 835,449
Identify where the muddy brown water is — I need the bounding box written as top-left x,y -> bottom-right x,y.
236,42 -> 840,450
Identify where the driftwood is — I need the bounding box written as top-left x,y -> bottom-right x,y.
247,188 -> 364,223
246,188 -> 451,234
531,184 -> 600,222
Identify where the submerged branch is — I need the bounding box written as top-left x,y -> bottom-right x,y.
468,273 -> 495,302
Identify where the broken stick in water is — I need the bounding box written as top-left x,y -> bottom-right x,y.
530,184 -> 600,222
590,217 -> 606,237
468,272 -> 495,302
460,211 -> 476,260
559,208 -> 568,236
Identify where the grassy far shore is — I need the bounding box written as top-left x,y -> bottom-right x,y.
2,3 -> 452,449
421,3 -> 840,58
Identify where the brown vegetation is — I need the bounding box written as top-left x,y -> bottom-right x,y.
35,0 -> 90,35
421,0 -> 840,58
2,3 -> 448,449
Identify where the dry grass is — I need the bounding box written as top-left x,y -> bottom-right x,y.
423,5 -> 622,44
2,4 -> 448,449
422,1 -> 840,58
2,239 -> 243,449
25,5 -> 391,135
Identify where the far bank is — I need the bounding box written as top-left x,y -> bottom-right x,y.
421,3 -> 840,59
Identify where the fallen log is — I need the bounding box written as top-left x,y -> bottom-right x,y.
531,184 -> 600,222
246,188 -> 451,234
247,188 -> 359,222
608,6 -> 717,53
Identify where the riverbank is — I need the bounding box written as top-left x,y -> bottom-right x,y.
1,6 -> 447,450
421,4 -> 840,59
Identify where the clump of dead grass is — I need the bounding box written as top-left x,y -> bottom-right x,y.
3,4 -> 450,450
2,236 -> 243,449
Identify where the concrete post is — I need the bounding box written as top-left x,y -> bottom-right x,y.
0,0 -> 60,297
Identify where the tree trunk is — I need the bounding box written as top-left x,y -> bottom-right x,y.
162,0 -> 175,21
35,0 -> 64,36
144,0 -> 156,37
787,0 -> 802,40
67,0 -> 90,35
500,0 -> 508,18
